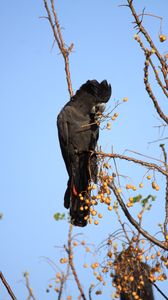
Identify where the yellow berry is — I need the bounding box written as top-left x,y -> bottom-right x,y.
127,202 -> 133,208
123,97 -> 128,102
130,275 -> 134,282
147,175 -> 151,180
155,185 -> 160,191
89,218 -> 92,224
94,220 -> 99,225
105,198 -> 111,205
107,122 -> 111,129
56,272 -> 61,278
108,205 -> 113,211
152,181 -> 157,189
159,34 -> 167,42
137,213 -> 142,219
107,251 -> 113,258
139,183 -> 144,188
91,210 -> 97,216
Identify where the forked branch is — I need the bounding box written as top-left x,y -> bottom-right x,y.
43,0 -> 73,97
64,224 -> 87,300
109,180 -> 168,250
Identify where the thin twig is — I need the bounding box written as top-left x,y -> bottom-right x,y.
160,144 -> 168,237
57,274 -> 65,300
134,32 -> 168,119
24,272 -> 36,300
114,208 -> 131,243
127,0 -> 166,73
128,0 -> 168,91
89,285 -> 93,300
124,148 -> 164,163
64,224 -> 87,300
0,271 -> 17,300
152,282 -> 168,300
148,137 -> 168,144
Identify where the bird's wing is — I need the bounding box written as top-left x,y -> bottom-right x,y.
57,107 -> 71,175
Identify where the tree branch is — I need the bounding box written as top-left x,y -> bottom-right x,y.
0,271 -> 17,300
43,0 -> 73,97
23,272 -> 36,300
143,52 -> 168,124
108,180 -> 168,250
64,224 -> 87,300
160,144 -> 168,238
96,151 -> 168,177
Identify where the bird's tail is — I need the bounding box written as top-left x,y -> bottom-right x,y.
70,153 -> 90,227
64,153 -> 98,227
70,191 -> 89,227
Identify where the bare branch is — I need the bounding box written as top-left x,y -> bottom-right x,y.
143,52 -> 168,124
43,0 -> 73,97
64,224 -> 87,300
149,57 -> 168,98
127,0 -> 166,71
160,144 -> 168,238
96,151 -> 168,177
0,272 -> 17,300
23,272 -> 36,300
152,282 -> 168,300
108,180 -> 168,250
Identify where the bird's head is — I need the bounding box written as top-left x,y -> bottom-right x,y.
79,79 -> 111,103
71,79 -> 111,115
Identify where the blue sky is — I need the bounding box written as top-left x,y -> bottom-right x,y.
0,1 -> 168,299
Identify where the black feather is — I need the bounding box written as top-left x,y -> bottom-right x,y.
57,79 -> 111,227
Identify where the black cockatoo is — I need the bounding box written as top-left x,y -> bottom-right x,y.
57,79 -> 111,227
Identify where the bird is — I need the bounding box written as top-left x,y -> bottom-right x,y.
57,79 -> 111,227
